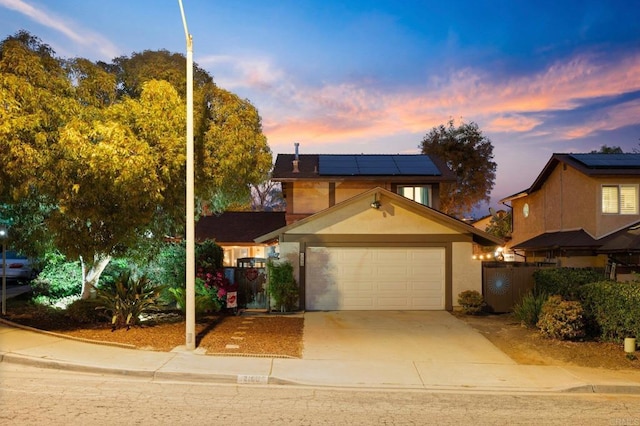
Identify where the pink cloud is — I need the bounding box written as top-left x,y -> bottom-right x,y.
218,50 -> 640,148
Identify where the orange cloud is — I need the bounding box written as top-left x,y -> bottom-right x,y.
220,50 -> 640,148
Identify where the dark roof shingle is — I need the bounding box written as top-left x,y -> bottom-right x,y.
196,212 -> 286,244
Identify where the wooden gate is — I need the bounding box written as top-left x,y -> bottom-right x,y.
482,262 -> 555,313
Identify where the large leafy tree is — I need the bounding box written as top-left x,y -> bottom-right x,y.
419,120 -> 497,218
0,32 -> 272,298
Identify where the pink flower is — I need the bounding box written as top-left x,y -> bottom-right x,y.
217,288 -> 226,299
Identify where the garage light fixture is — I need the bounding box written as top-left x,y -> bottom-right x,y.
370,194 -> 381,209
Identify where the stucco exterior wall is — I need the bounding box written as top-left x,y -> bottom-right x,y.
293,182 -> 329,214
288,196 -> 459,236
335,182 -> 381,204
510,165 -> 640,250
451,242 -> 481,307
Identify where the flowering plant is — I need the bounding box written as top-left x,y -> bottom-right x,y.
197,268 -> 233,309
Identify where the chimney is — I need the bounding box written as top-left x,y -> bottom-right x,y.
292,142 -> 300,173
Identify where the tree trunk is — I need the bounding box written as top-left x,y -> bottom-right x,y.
80,254 -> 112,299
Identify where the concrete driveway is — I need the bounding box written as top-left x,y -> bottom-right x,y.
302,311 -> 515,364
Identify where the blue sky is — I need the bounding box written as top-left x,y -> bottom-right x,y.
1,0 -> 639,213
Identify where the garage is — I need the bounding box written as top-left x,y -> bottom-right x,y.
305,247 -> 445,310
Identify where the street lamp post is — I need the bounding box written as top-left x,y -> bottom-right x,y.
178,0 -> 196,350
1,227 -> 7,315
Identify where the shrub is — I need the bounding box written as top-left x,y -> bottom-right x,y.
145,243 -> 186,297
65,298 -> 110,324
579,280 -> 640,341
267,260 -> 298,312
512,291 -> 547,328
536,295 -> 585,340
145,240 -> 225,304
195,239 -> 224,271
533,267 -> 602,300
30,253 -> 82,299
96,272 -> 165,330
169,278 -> 222,317
457,290 -> 485,315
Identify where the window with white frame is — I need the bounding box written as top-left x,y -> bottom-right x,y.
398,185 -> 432,207
602,184 -> 638,215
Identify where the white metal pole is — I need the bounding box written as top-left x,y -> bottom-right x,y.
179,0 -> 196,350
2,240 -> 6,315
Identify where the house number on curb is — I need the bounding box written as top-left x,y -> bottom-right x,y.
237,375 -> 269,384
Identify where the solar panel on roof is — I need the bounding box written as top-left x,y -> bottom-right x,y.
319,155 -> 359,175
318,154 -> 442,176
393,155 -> 441,175
356,156 -> 399,174
570,154 -> 640,168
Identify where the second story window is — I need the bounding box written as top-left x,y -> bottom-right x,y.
398,185 -> 431,207
602,184 -> 638,215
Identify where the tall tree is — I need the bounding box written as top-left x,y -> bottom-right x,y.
0,32 -> 272,298
419,120 -> 497,218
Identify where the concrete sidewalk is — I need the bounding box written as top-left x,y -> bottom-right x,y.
1,320 -> 640,393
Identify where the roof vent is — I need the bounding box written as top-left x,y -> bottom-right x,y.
292,142 -> 300,173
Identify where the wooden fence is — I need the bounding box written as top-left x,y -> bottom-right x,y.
482,262 -> 555,313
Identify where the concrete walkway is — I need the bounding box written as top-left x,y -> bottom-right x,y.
1,314 -> 640,393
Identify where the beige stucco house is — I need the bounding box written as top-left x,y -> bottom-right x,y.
256,150 -> 503,311
501,153 -> 640,273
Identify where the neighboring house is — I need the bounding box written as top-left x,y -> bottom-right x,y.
255,147 -> 503,311
196,211 -> 285,267
500,153 -> 640,273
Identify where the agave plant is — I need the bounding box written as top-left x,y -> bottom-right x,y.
96,271 -> 165,330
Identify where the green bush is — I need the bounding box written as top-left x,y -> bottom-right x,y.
579,280 -> 640,341
30,253 -> 82,299
145,240 -> 224,304
267,260 -> 298,312
169,278 -> 222,317
536,295 -> 585,340
196,239 -> 224,271
96,272 -> 165,330
65,298 -> 110,324
533,267 -> 602,300
512,291 -> 548,328
457,290 -> 485,315
145,242 -> 186,295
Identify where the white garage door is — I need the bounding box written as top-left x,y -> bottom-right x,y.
305,247 -> 445,310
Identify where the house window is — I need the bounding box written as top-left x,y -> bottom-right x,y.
398,185 -> 431,207
602,185 -> 638,215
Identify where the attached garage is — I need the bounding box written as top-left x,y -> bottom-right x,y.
305,247 -> 445,310
255,188 -> 503,312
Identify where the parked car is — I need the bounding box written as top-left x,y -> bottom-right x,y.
1,251 -> 36,282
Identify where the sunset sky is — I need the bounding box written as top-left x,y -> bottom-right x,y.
1,0 -> 639,214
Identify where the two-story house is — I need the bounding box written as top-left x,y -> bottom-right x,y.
255,145 -> 503,311
501,153 -> 640,275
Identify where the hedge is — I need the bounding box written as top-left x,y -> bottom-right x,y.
579,280 -> 640,341
533,267 -> 603,300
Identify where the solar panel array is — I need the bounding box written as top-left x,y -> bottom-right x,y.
570,153 -> 640,168
318,155 -> 441,176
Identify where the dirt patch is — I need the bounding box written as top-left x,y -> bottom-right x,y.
1,302 -> 303,358
454,312 -> 640,370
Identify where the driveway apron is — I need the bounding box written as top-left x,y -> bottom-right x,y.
302,311 -> 515,364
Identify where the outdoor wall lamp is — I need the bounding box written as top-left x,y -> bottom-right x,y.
370,194 -> 381,209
